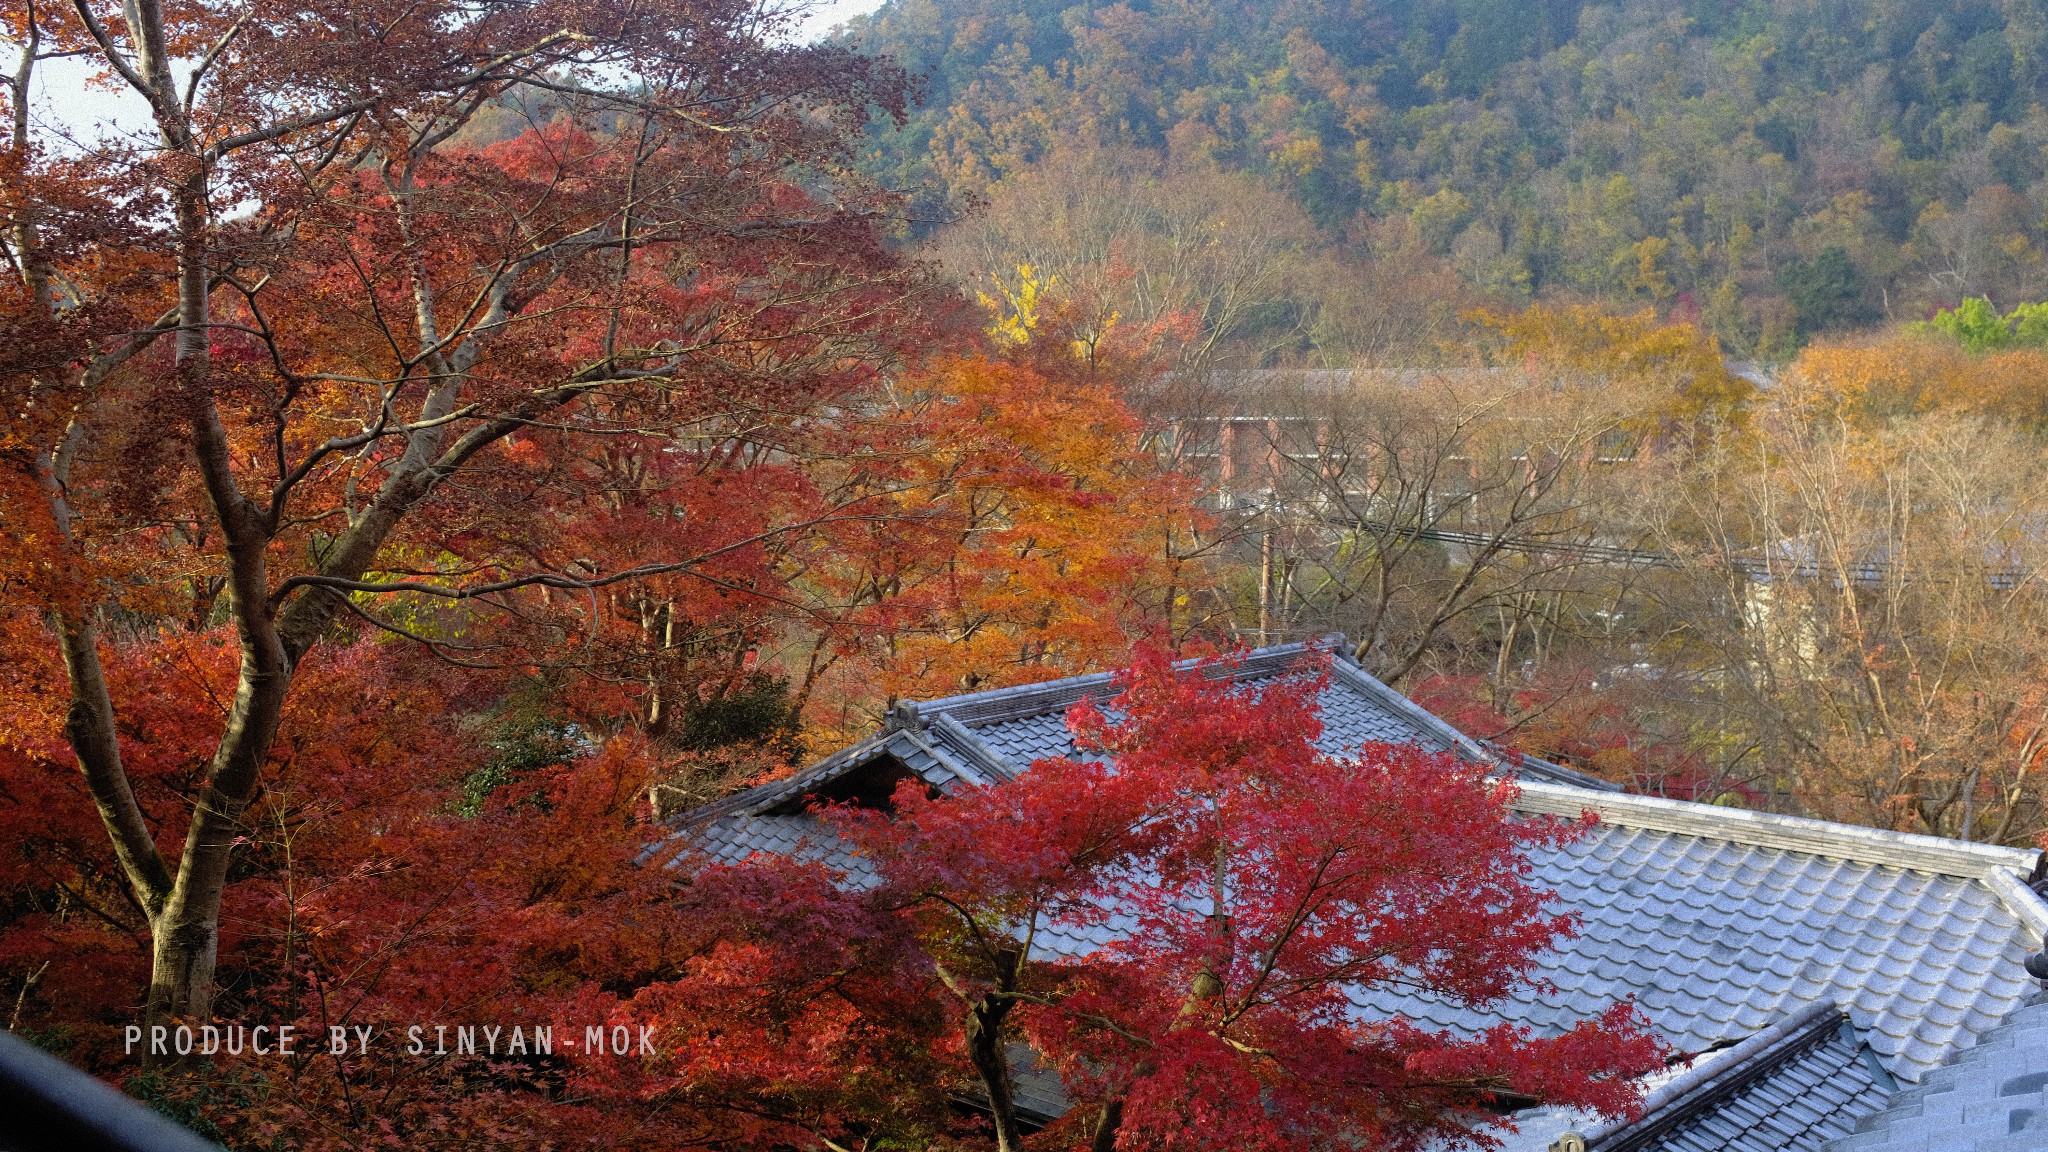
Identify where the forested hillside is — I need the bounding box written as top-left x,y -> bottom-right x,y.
849,0 -> 2048,355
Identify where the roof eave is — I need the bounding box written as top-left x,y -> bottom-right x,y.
1513,778 -> 2047,891
1576,1002 -> 1851,1151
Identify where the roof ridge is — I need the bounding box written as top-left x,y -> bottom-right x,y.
1827,994 -> 2048,1152
1321,659 -> 1626,792
906,640 -> 1335,729
1981,867 -> 2048,938
665,727 -> 964,828
1324,656 -> 1485,758
925,712 -> 1019,783
662,730 -> 894,830
1574,1002 -> 1849,1151
1500,750 -> 1627,792
666,639 -> 1357,834
1512,778 -> 2041,881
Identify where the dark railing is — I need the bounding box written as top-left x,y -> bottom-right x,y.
0,1030 -> 222,1152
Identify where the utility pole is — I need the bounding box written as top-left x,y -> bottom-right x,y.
1259,525 -> 1274,646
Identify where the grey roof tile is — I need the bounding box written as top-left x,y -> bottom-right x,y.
1335,817 -> 2041,1084
689,813 -> 879,884
1490,1005 -> 1893,1152
1829,996 -> 2048,1152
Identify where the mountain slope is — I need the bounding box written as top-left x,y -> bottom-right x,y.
849,0 -> 2048,353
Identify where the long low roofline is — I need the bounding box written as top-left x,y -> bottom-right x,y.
1512,779 -> 2048,933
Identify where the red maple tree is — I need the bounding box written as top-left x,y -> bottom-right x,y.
631,647 -> 1663,1152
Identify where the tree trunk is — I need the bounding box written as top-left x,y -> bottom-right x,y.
964,993 -> 1024,1152
130,0 -> 301,1033
32,0 -> 608,1050
144,643 -> 289,1031
963,945 -> 1027,1152
1089,1097 -> 1125,1152
55,616 -> 173,920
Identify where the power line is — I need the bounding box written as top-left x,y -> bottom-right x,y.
1316,516 -> 2030,588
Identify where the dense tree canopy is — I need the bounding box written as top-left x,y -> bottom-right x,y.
848,0 -> 2048,354
0,1 -> 1220,1142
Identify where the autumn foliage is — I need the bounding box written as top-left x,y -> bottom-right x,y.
0,0 -> 1772,1145
1474,303 -> 1753,428
0,638 -> 1667,1148
1410,668 -> 1742,805
0,631 -> 674,1147
1785,333 -> 2048,429
819,353 -> 1208,721
0,0 -> 1226,1140
621,649 -> 1662,1152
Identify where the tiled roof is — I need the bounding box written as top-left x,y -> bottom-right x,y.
1349,780 -> 2047,1084
915,646 -> 1481,765
1642,1023 -> 1886,1152
691,813 -> 877,883
949,772 -> 2048,1085
1496,1003 -> 1895,1152
1008,1047 -> 1072,1126
1828,993 -> 2048,1152
911,643 -> 1615,791
664,640 -> 2048,1150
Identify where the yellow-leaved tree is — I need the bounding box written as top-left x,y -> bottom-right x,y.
1475,303 -> 1753,430
1788,333 -> 2048,429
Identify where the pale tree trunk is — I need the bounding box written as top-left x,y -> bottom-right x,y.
46,0 -> 411,1037
134,0 -> 289,1032
9,0 -> 204,1038
66,0 -> 298,1034
1088,1098 -> 1124,1152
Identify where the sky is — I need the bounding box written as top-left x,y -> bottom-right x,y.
802,0 -> 889,38
20,0 -> 891,145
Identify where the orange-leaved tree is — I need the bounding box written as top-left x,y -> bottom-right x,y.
803,352 -> 1212,729
1474,303 -> 1753,430
771,273 -> 1216,738
1787,332 -> 2048,429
